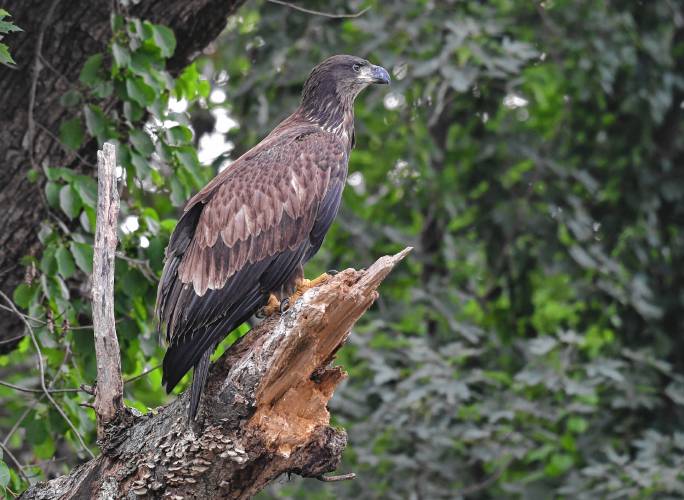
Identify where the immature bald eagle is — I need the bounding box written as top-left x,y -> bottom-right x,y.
156,55 -> 390,419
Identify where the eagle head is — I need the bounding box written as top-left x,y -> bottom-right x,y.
302,55 -> 390,104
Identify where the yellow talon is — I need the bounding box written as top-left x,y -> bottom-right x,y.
261,293 -> 281,317
288,273 -> 331,305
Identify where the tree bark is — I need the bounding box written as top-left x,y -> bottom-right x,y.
18,248 -> 411,499
0,0 -> 246,352
92,143 -> 124,438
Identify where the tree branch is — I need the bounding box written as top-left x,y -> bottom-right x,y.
19,247 -> 411,499
267,0 -> 370,19
92,142 -> 124,439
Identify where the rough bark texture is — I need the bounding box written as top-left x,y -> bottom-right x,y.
19,248 -> 411,499
92,143 -> 124,438
0,0 -> 246,352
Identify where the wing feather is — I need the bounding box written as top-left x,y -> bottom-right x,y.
156,125 -> 349,397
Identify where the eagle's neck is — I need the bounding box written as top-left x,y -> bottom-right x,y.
299,90 -> 355,144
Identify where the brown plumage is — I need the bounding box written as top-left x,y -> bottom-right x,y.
155,55 -> 390,420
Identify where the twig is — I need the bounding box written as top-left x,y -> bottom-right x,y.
124,365 -> 161,385
316,472 -> 356,482
35,121 -> 96,169
0,304 -> 42,326
0,442 -> 29,483
92,142 -> 125,437
3,344 -> 72,448
38,53 -> 75,89
0,332 -> 26,346
267,0 -> 369,19
115,252 -> 157,282
456,459 -> 511,497
0,291 -> 95,458
0,303 -> 95,331
0,380 -> 81,394
27,0 -> 61,169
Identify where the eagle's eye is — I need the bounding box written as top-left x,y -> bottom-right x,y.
352,63 -> 361,73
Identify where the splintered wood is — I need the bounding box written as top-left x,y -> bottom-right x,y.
247,248 -> 413,457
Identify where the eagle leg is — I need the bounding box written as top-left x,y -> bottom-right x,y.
286,272 -> 332,306
259,293 -> 282,317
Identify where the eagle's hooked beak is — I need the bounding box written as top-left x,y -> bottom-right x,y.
359,64 -> 391,85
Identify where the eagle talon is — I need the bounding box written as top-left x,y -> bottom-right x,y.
327,269 -> 339,276
260,293 -> 282,317
279,298 -> 290,313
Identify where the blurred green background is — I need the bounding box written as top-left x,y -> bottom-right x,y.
2,0 -> 684,498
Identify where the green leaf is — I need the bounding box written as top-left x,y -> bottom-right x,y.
129,50 -> 153,75
130,152 -> 151,177
111,13 -> 124,32
146,237 -> 165,272
0,460 -> 9,488
123,101 -> 143,122
174,63 -> 200,99
130,129 -> 154,156
170,177 -> 185,206
59,89 -> 82,108
84,105 -> 106,138
0,43 -> 15,66
80,206 -> 96,234
25,414 -> 48,446
27,169 -> 40,183
165,125 -> 193,146
45,182 -> 60,209
544,453 -> 574,477
126,77 -> 155,107
151,24 -> 176,58
45,167 -> 76,182
70,242 -> 93,274
567,416 -> 588,434
59,184 -> 82,219
56,245 -> 76,279
40,244 -> 58,275
0,19 -> 22,33
112,42 -> 130,68
74,175 -> 98,208
13,283 -> 36,309
79,53 -> 103,86
198,79 -> 210,99
121,267 -> 149,296
33,435 -> 56,459
175,147 -> 200,171
92,80 -> 114,99
59,117 -> 85,151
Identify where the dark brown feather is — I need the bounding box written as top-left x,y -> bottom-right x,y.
155,122 -> 350,402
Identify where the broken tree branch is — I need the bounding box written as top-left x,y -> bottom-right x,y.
92,142 -> 124,439
19,248 -> 411,499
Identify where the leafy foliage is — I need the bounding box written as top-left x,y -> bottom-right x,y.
196,0 -> 684,498
0,9 -> 21,67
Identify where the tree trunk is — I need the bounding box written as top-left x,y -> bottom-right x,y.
18,249 -> 410,499
0,0 -> 246,352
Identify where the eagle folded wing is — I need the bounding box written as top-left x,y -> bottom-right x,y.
155,129 -> 347,391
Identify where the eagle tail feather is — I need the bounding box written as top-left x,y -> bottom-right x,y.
189,348 -> 211,421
